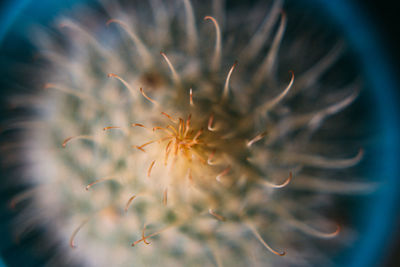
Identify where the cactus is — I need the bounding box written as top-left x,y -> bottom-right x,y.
7,0 -> 373,266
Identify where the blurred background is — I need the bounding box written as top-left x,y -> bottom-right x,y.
352,1 -> 400,266
0,0 -> 399,266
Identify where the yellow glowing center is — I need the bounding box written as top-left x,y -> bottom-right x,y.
134,112 -> 207,168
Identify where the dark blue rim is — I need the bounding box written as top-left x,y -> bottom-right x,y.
1,1 -> 399,267
312,1 -> 400,267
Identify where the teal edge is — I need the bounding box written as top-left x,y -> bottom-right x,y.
1,0 -> 399,266
315,0 -> 400,267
